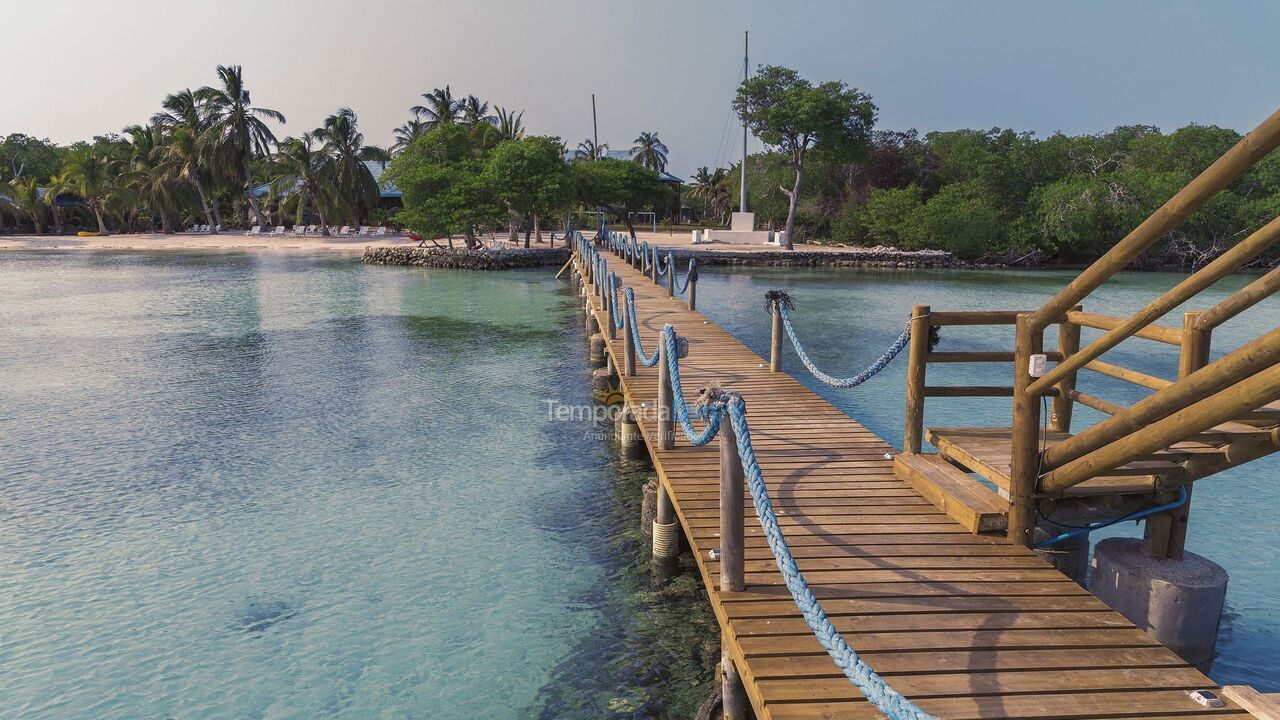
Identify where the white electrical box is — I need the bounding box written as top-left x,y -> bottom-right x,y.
1028,353 -> 1048,378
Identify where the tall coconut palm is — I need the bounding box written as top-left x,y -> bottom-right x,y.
152,88 -> 206,133
410,86 -> 458,129
392,118 -> 429,154
574,138 -> 607,162
630,131 -> 668,172
159,127 -> 217,231
7,177 -> 45,233
688,165 -> 731,224
198,64 -> 285,226
123,123 -> 179,233
458,95 -> 489,126
315,108 -> 378,223
271,133 -> 337,235
494,106 -> 525,141
358,145 -> 391,162
62,150 -> 116,234
43,171 -> 73,235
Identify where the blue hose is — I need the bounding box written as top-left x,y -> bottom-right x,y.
1034,486 -> 1189,548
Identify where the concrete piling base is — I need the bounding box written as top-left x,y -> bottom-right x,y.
591,366 -> 615,400
588,333 -> 607,368
585,312 -> 600,336
616,407 -> 645,459
1032,524 -> 1090,585
1090,537 -> 1228,672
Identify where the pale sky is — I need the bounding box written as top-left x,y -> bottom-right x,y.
3,0 -> 1278,178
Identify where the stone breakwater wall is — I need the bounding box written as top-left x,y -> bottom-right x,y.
362,246 -> 571,269
675,246 -> 958,268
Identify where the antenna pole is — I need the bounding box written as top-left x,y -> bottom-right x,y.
740,31 -> 749,213
591,93 -> 599,159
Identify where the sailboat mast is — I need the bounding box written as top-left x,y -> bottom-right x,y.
740,30 -> 749,213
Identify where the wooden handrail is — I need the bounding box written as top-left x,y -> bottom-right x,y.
1069,389 -> 1125,415
926,351 -> 1063,363
1194,265 -> 1280,331
1084,359 -> 1173,390
1067,311 -> 1183,345
1030,106 -> 1280,332
1029,213 -> 1280,396
1041,363 -> 1280,493
929,310 -> 1031,326
1041,327 -> 1280,471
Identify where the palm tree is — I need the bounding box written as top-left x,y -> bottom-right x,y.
458,95 -> 490,126
159,127 -> 217,231
62,150 -> 116,234
123,123 -> 179,233
392,118 -> 429,154
271,133 -> 338,235
43,172 -> 73,235
7,177 -> 45,233
198,65 -> 285,227
152,88 -> 206,133
574,138 -> 608,162
358,145 -> 391,162
315,108 -> 379,223
410,86 -> 458,129
494,107 -> 525,141
688,165 -> 731,224
631,131 -> 668,172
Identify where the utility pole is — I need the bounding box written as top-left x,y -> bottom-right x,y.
740,30 -> 749,214
591,93 -> 599,160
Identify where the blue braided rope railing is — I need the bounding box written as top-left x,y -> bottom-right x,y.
608,272 -> 624,329
678,257 -> 698,294
775,299 -> 913,389
720,394 -> 937,720
660,324 -> 722,446
624,287 -> 660,367
654,248 -> 669,277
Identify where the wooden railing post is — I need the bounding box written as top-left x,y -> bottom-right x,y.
603,279 -> 616,341
903,305 -> 931,454
1049,306 -> 1083,433
651,246 -> 659,284
657,339 -> 674,450
720,415 -> 744,591
1160,311 -> 1213,560
1008,313 -> 1044,546
770,303 -> 783,373
623,300 -> 636,377
667,252 -> 676,297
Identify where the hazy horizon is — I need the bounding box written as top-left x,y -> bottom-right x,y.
5,0 -> 1279,178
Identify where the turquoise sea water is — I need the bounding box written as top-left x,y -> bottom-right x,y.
1,252 -> 1276,719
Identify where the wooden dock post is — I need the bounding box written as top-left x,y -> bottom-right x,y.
651,246 -> 659,284
1008,313 -> 1045,546
1049,307 -> 1083,433
603,279 -> 616,341
770,302 -> 783,373
623,301 -> 636,377
903,304 -> 931,454
1153,311 -> 1212,560
687,274 -> 697,311
657,339 -> 675,450
720,416 -> 747,719
666,253 -> 676,297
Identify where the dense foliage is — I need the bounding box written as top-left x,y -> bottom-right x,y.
707,122 -> 1280,265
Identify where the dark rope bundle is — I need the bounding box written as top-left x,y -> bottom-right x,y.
764,289 -> 795,314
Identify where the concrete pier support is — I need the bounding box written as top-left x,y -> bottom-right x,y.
1090,537 -> 1228,672
588,333 -> 607,368
616,406 -> 644,459
591,366 -> 615,400
585,311 -> 600,336
1032,524 -> 1090,585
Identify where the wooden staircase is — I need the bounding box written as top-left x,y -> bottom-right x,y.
893,109 -> 1280,557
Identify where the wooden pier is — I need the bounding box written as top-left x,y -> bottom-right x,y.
576,251 -> 1264,720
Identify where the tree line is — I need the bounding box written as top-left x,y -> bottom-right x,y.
687,64 -> 1279,266
0,68 -> 676,240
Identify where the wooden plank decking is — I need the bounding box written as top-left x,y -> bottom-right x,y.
581,250 -> 1254,720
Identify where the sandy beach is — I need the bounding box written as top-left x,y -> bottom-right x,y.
0,231 -> 415,253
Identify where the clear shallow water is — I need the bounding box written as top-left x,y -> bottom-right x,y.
2,253 -> 1276,719
0,252 -> 717,720
695,266 -> 1280,690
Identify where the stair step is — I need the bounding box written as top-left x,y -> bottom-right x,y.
894,453 -> 1008,534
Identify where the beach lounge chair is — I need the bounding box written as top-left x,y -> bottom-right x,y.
373,226 -> 388,237
269,226 -> 286,237
337,226 -> 351,236
244,225 -> 262,237
305,225 -> 317,235
356,226 -> 370,237
293,226 -> 306,237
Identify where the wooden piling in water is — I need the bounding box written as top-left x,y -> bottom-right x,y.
769,303 -> 783,373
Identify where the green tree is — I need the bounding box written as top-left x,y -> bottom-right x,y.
571,158 -> 667,237
385,124 -> 499,248
494,107 -> 525,141
7,177 -> 46,233
62,149 -> 117,234
630,131 -> 668,172
574,139 -> 608,162
734,65 -> 876,249
487,136 -> 572,247
901,179 -> 1005,260
315,108 -> 378,223
199,64 -> 285,226
0,134 -> 63,184
411,86 -> 459,129
271,133 -> 338,233
392,118 -> 429,154
159,127 -> 217,231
